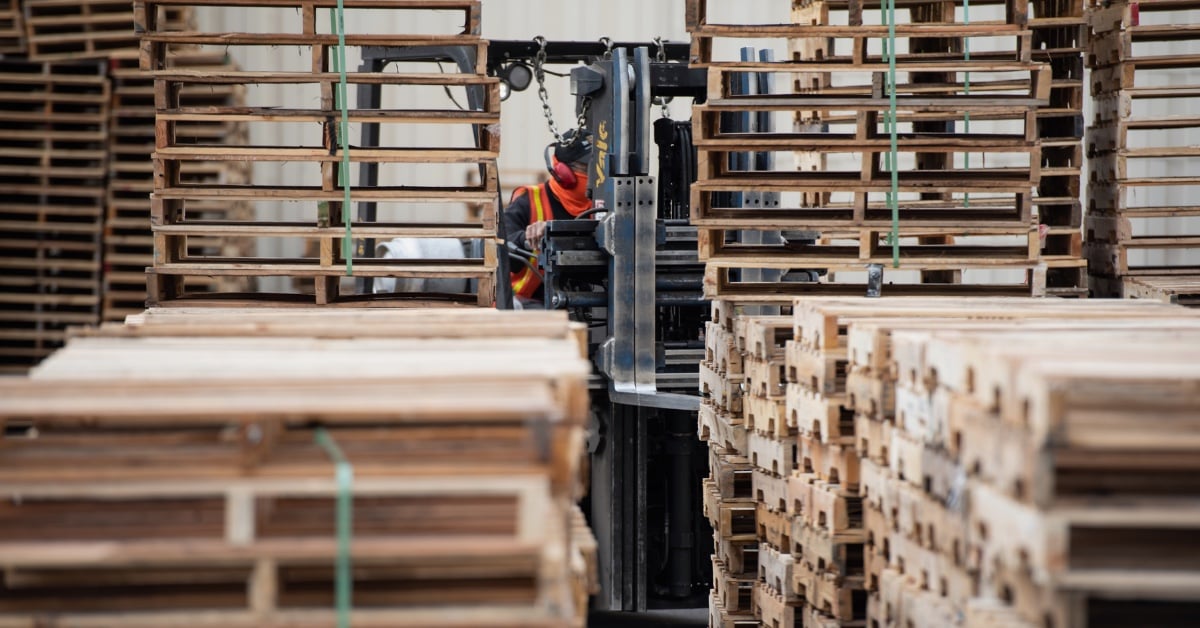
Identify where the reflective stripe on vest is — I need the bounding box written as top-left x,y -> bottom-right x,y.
510,185 -> 548,299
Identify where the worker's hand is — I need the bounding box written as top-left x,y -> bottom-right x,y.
525,221 -> 548,249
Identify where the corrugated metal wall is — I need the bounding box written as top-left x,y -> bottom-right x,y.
193,1 -> 1198,270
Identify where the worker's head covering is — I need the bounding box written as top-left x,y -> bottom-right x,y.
554,129 -> 593,170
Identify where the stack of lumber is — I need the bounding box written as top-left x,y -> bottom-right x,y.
0,59 -> 108,374
0,307 -> 595,627
1086,0 -> 1200,295
103,49 -> 250,321
687,0 -> 1085,299
136,0 -> 501,306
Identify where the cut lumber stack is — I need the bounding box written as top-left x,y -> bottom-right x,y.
1086,0 -> 1200,296
136,0 -> 501,306
687,0 -> 1073,299
103,49 -> 250,321
0,307 -> 594,627
0,59 -> 108,374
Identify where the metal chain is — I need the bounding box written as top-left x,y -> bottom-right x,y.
652,36 -> 672,119
533,35 -> 592,145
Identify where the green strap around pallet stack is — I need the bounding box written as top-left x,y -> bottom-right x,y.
964,0 -> 972,210
315,427 -> 353,628
331,1 -> 353,276
884,0 -> 900,267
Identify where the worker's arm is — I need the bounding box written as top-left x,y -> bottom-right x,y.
500,193 -> 533,252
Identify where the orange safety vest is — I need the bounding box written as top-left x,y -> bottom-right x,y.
510,184 -> 550,299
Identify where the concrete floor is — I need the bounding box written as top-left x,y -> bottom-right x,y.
588,608 -> 708,627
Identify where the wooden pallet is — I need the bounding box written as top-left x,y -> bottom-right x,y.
134,0 -> 500,306
1114,274 -> 1200,305
1,306 -> 591,625
24,0 -> 191,61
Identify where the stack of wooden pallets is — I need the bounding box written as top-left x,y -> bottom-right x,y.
22,0 -> 191,61
0,59 -> 108,374
1029,0 -> 1089,296
0,0 -> 246,367
103,50 -> 250,321
703,295 -> 1200,627
1086,0 -> 1200,296
702,300 -> 777,628
0,307 -> 595,627
135,0 -> 501,306
806,296 -> 1200,627
687,0 -> 1083,300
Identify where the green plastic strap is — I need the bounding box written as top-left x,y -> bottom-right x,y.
315,427 -> 353,628
963,0 -> 971,209
330,4 -> 353,276
885,0 -> 900,267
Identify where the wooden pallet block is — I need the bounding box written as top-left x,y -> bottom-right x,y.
792,558 -> 867,623
701,362 -> 744,416
792,517 -> 867,581
739,315 -> 793,362
746,394 -> 789,438
805,480 -> 863,535
799,432 -> 860,490
717,533 -> 760,578
703,401 -> 750,456
714,556 -> 757,615
705,479 -> 758,542
845,369 -> 893,423
753,580 -> 803,628
759,543 -> 801,605
753,467 -> 790,515
786,341 -> 848,398
744,356 -> 788,401
787,383 -> 853,444
853,414 -> 892,468
709,590 -> 760,628
706,320 -> 745,376
756,501 -> 792,552
712,447 -> 755,502
748,431 -> 796,477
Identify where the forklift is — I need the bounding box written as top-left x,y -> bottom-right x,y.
357,38 -> 723,612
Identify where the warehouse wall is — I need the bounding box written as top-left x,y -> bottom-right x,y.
193,1 -> 1199,276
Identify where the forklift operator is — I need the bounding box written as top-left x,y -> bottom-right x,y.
502,129 -> 594,301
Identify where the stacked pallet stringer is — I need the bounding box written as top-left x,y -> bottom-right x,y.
136,0 -> 500,307
0,307 -> 595,627
1086,0 -> 1200,294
